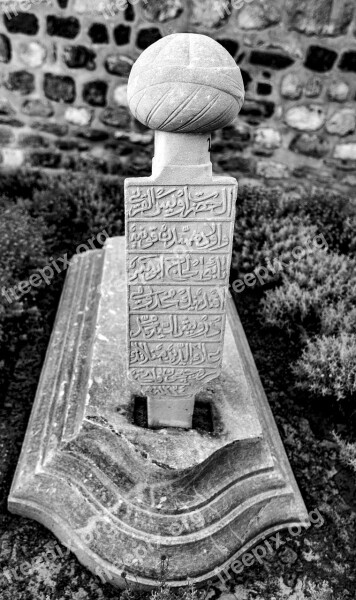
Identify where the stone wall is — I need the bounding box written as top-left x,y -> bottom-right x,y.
0,0 -> 356,191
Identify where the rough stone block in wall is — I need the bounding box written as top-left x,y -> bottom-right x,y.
0,0 -> 355,192
287,0 -> 354,37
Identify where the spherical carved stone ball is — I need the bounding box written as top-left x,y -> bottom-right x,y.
127,33 -> 245,134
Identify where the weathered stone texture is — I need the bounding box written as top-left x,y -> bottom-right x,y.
304,45 -> 337,72
18,41 -> 46,68
44,74 -> 76,103
287,0 -> 354,36
114,24 -> 131,45
328,81 -> 349,102
339,51 -> 356,72
142,0 -> 184,23
285,105 -> 326,132
250,50 -> 294,69
305,77 -> 323,98
82,81 -> 107,106
47,16 -> 80,38
88,23 -> 109,44
105,54 -> 133,76
254,128 -> 282,152
113,84 -> 128,107
136,27 -> 162,49
5,71 -> 35,95
4,13 -> 39,35
326,109 -> 356,136
257,160 -> 290,179
63,45 -> 96,69
64,106 -> 93,126
236,0 -> 281,30
334,143 -> 356,160
0,99 -> 16,116
281,73 -> 303,99
18,132 -> 48,147
191,0 -> 231,28
100,106 -> 131,128
0,126 -> 14,145
22,99 -> 53,117
290,133 -> 330,158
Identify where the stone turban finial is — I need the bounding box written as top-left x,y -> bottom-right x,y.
127,33 -> 245,134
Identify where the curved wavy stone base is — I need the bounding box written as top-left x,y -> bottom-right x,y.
8,237 -> 309,589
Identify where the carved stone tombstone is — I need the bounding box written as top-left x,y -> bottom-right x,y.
126,34 -> 244,429
9,33 -> 309,589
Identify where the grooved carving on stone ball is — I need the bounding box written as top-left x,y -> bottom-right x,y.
127,33 -> 245,133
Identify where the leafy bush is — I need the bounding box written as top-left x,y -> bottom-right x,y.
233,186 -> 305,274
0,206 -> 49,390
233,184 -> 356,276
284,188 -> 356,254
27,170 -> 125,255
333,432 -> 356,474
294,333 -> 356,402
0,168 -> 126,396
0,169 -> 125,255
261,250 -> 355,331
260,237 -> 356,405
233,214 -> 318,279
320,302 -> 356,336
0,206 -> 47,282
233,183 -> 356,409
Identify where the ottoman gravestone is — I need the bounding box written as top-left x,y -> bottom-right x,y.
9,33 -> 309,589
125,33 -> 243,429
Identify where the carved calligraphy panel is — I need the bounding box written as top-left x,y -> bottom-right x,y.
128,285 -> 226,313
125,183 -> 236,399
126,185 -> 235,220
129,314 -> 224,341
127,254 -> 229,284
127,222 -> 231,253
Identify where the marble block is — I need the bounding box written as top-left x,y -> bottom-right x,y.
8,237 -> 309,588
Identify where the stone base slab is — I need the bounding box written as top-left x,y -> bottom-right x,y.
8,236 -> 309,589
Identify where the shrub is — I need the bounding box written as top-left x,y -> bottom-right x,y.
233,185 -> 305,275
333,432 -> 356,474
0,168 -> 125,256
293,333 -> 356,402
320,302 -> 356,336
284,188 -> 356,254
233,214 -> 318,279
240,183 -> 356,407
233,184 -> 356,277
273,577 -> 349,600
28,170 -> 125,255
0,168 -> 126,395
0,206 -> 49,390
0,206 -> 47,282
261,249 -> 355,331
301,580 -> 334,600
